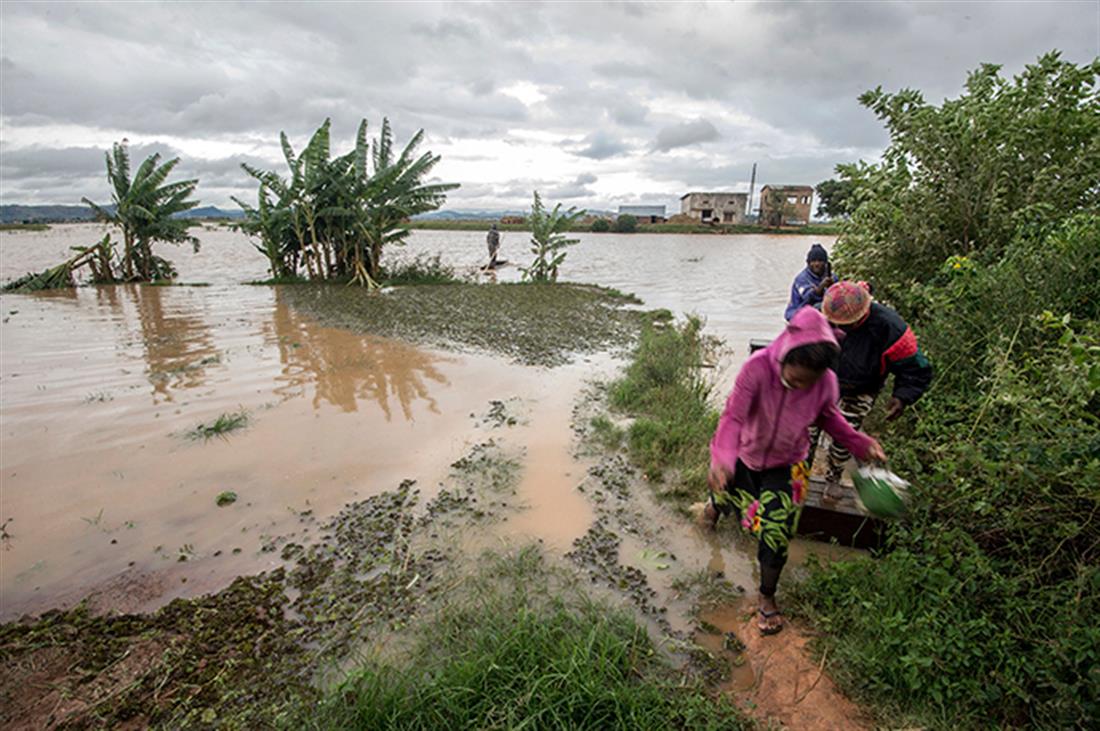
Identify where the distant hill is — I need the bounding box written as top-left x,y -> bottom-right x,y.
0,204 -> 245,223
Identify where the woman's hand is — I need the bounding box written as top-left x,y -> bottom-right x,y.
708,464 -> 732,493
865,438 -> 887,464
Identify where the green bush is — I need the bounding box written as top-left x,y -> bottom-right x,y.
591,217 -> 612,232
614,214 -> 637,233
380,253 -> 459,285
801,52 -> 1100,729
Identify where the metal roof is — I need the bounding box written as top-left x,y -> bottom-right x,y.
618,205 -> 667,216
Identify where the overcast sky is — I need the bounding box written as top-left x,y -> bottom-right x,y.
1,1 -> 1097,212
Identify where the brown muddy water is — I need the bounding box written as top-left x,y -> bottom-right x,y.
1,223 -> 847,629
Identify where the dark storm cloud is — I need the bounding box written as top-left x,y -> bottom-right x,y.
653,119 -> 721,152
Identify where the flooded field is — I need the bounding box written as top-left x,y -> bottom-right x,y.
1,223 -> 838,622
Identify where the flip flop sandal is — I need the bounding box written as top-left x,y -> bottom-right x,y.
758,608 -> 784,636
705,493 -> 721,528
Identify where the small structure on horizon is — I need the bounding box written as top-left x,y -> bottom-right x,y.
679,192 -> 748,224
617,204 -> 666,223
759,185 -> 813,226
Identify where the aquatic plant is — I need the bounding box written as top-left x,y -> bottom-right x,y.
186,409 -> 250,441
235,118 -> 458,284
520,191 -> 583,282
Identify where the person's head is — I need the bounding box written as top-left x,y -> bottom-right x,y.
823,280 -> 872,331
781,341 -> 838,389
491,223 -> 499,230
806,243 -> 829,276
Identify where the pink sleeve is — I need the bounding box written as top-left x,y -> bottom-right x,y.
818,377 -> 874,460
710,361 -> 757,471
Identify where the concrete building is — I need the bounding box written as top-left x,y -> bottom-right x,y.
759,185 -> 814,226
679,192 -> 749,224
618,205 -> 667,223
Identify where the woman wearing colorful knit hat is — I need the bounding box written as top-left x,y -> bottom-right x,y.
705,307 -> 886,635
813,281 -> 933,497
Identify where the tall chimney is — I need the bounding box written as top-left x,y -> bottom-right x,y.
747,162 -> 757,219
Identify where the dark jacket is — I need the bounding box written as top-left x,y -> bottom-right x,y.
836,302 -> 932,404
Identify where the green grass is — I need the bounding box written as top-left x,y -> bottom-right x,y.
185,409 -> 249,441
0,222 -> 51,232
299,548 -> 749,730
607,316 -> 720,504
379,253 -> 463,286
280,282 -> 650,367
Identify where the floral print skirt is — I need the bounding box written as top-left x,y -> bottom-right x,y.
711,459 -> 808,573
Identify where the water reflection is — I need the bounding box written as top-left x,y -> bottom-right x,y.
268,288 -> 451,419
116,285 -> 218,402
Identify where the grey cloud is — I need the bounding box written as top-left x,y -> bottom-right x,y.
653,119 -> 721,152
547,173 -> 597,200
607,98 -> 649,127
572,131 -> 632,160
1,1 -> 1095,208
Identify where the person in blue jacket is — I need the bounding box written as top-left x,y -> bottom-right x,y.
784,244 -> 835,320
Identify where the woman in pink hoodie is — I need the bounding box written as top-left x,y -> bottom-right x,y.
706,307 -> 886,635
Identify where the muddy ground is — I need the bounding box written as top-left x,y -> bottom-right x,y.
1,283 -> 869,730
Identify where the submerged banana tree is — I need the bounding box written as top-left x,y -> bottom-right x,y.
236,117 -> 457,285
83,142 -> 200,281
521,192 -> 583,282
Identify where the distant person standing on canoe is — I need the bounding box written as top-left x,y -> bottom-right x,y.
486,223 -> 501,268
815,281 -> 932,495
784,243 -> 835,320
703,307 -> 887,635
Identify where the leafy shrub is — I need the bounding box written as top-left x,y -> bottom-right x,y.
614,214 -> 637,233
801,52 -> 1100,729
591,217 -> 611,232
380,253 -> 459,285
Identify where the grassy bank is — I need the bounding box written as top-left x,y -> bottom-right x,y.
0,223 -> 51,232
279,282 -> 648,367
302,548 -> 749,730
406,218 -> 841,236
601,316 -> 721,507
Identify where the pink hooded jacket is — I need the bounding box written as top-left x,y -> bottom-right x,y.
710,307 -> 874,472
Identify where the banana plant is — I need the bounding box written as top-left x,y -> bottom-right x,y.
82,142 -> 199,281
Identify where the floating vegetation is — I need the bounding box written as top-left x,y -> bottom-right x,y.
215,491 -> 238,507
0,482 -> 442,728
185,409 -> 249,441
281,282 -> 652,367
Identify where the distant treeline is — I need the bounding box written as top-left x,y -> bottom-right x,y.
0,205 -> 244,224
406,218 -> 841,236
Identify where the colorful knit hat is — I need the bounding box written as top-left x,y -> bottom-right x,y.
823,281 -> 872,325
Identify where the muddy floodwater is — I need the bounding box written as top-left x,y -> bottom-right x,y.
1,224 -> 841,625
